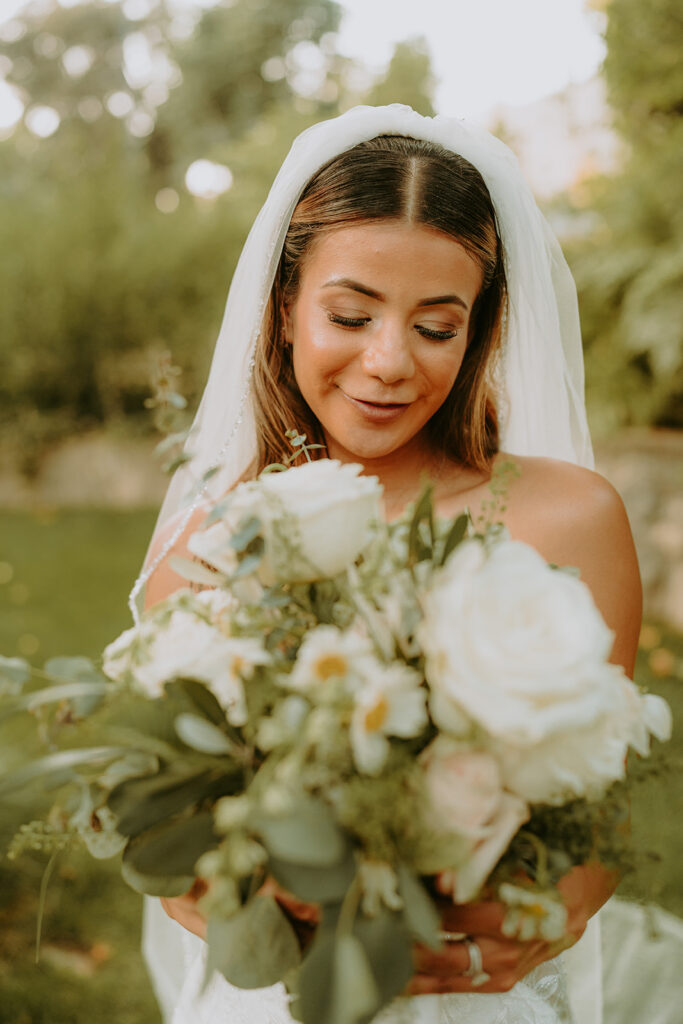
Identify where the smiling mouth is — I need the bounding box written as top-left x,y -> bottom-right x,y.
356,399 -> 408,408
340,389 -> 412,420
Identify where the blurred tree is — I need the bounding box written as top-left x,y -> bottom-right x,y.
569,0 -> 683,431
0,0 -> 343,466
0,0 -> 342,179
149,0 -> 341,180
0,5 -> 442,472
366,37 -> 436,116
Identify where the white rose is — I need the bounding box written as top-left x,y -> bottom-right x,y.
419,539 -> 615,746
187,519 -> 240,577
103,591 -> 268,725
494,669 -> 673,804
420,737 -> 528,901
213,460 -> 383,584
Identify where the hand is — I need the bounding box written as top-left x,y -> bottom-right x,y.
160,877 -> 210,940
159,876 -> 320,950
407,862 -> 617,995
259,877 -> 320,952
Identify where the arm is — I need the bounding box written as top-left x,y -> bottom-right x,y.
505,458 -> 642,678
409,460 -> 640,993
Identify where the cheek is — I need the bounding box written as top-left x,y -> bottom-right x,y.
292,324 -> 353,389
425,342 -> 467,398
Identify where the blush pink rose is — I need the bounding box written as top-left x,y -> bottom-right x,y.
421,737 -> 529,902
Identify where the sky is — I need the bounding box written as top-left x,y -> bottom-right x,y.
0,0 -> 607,128
335,0 -> 606,121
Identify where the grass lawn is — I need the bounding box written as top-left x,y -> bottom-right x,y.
0,507 -> 681,1022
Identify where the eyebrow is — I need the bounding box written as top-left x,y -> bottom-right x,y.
321,277 -> 470,311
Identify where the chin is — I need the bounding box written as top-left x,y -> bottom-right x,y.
324,427 -> 425,464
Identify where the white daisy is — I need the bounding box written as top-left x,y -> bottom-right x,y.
499,882 -> 568,941
350,662 -> 428,775
285,626 -> 374,693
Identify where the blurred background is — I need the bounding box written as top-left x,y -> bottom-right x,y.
0,0 -> 681,1021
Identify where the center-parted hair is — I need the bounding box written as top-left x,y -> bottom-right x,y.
251,135 -> 507,472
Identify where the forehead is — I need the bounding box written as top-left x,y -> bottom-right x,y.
299,220 -> 483,302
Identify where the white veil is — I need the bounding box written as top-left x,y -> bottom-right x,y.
128,102 -> 593,622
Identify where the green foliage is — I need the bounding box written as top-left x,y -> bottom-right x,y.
366,38 -> 436,116
207,895 -> 301,989
0,0 -> 440,468
602,0 -> 683,143
566,0 -> 683,432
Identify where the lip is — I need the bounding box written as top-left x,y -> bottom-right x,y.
340,389 -> 411,423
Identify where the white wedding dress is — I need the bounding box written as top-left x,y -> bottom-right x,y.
143,897 -> 604,1024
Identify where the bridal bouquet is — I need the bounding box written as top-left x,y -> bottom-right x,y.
0,450 -> 671,1024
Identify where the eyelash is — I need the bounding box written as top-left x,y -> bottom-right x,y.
327,313 -> 459,341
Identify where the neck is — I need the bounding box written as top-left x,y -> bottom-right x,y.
323,433 -> 446,517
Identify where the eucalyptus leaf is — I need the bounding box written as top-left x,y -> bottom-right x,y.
353,908 -> 414,1011
123,810 -> 218,877
257,798 -> 349,867
230,516 -> 263,553
268,851 -> 356,903
167,391 -> 187,410
175,713 -> 235,755
23,681 -> 108,712
166,679 -> 239,736
0,655 -> 30,693
204,499 -> 230,526
229,552 -> 263,580
121,858 -> 194,897
408,486 -> 435,564
296,931 -> 336,1024
297,927 -> 382,1024
397,864 -> 441,948
440,512 -> 470,565
98,752 -> 159,791
162,455 -> 192,474
154,430 -> 191,456
206,896 -> 300,989
168,555 -> 220,586
43,656 -> 106,685
0,746 -> 130,797
333,934 -> 380,1024
260,588 -> 292,609
109,767 -> 240,837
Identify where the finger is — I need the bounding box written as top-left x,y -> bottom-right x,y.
275,894 -> 320,925
187,877 -> 210,900
406,970 -> 507,996
413,935 -> 503,977
258,876 -> 320,924
412,940 -> 470,976
438,901 -> 506,937
160,897 -> 208,940
405,974 -> 477,996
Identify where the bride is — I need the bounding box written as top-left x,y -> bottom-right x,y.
131,104 -> 641,1024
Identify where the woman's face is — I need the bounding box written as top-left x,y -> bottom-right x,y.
286,219 -> 483,466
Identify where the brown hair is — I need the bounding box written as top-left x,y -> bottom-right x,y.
251,135 -> 507,473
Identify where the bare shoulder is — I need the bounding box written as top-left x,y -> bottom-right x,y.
500,455 -> 630,552
500,454 -> 642,676
144,503 -> 211,610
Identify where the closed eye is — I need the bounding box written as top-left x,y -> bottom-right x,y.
327,313 -> 370,328
327,312 -> 459,341
415,325 -> 459,341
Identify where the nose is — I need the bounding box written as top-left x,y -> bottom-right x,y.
360,322 -> 415,383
